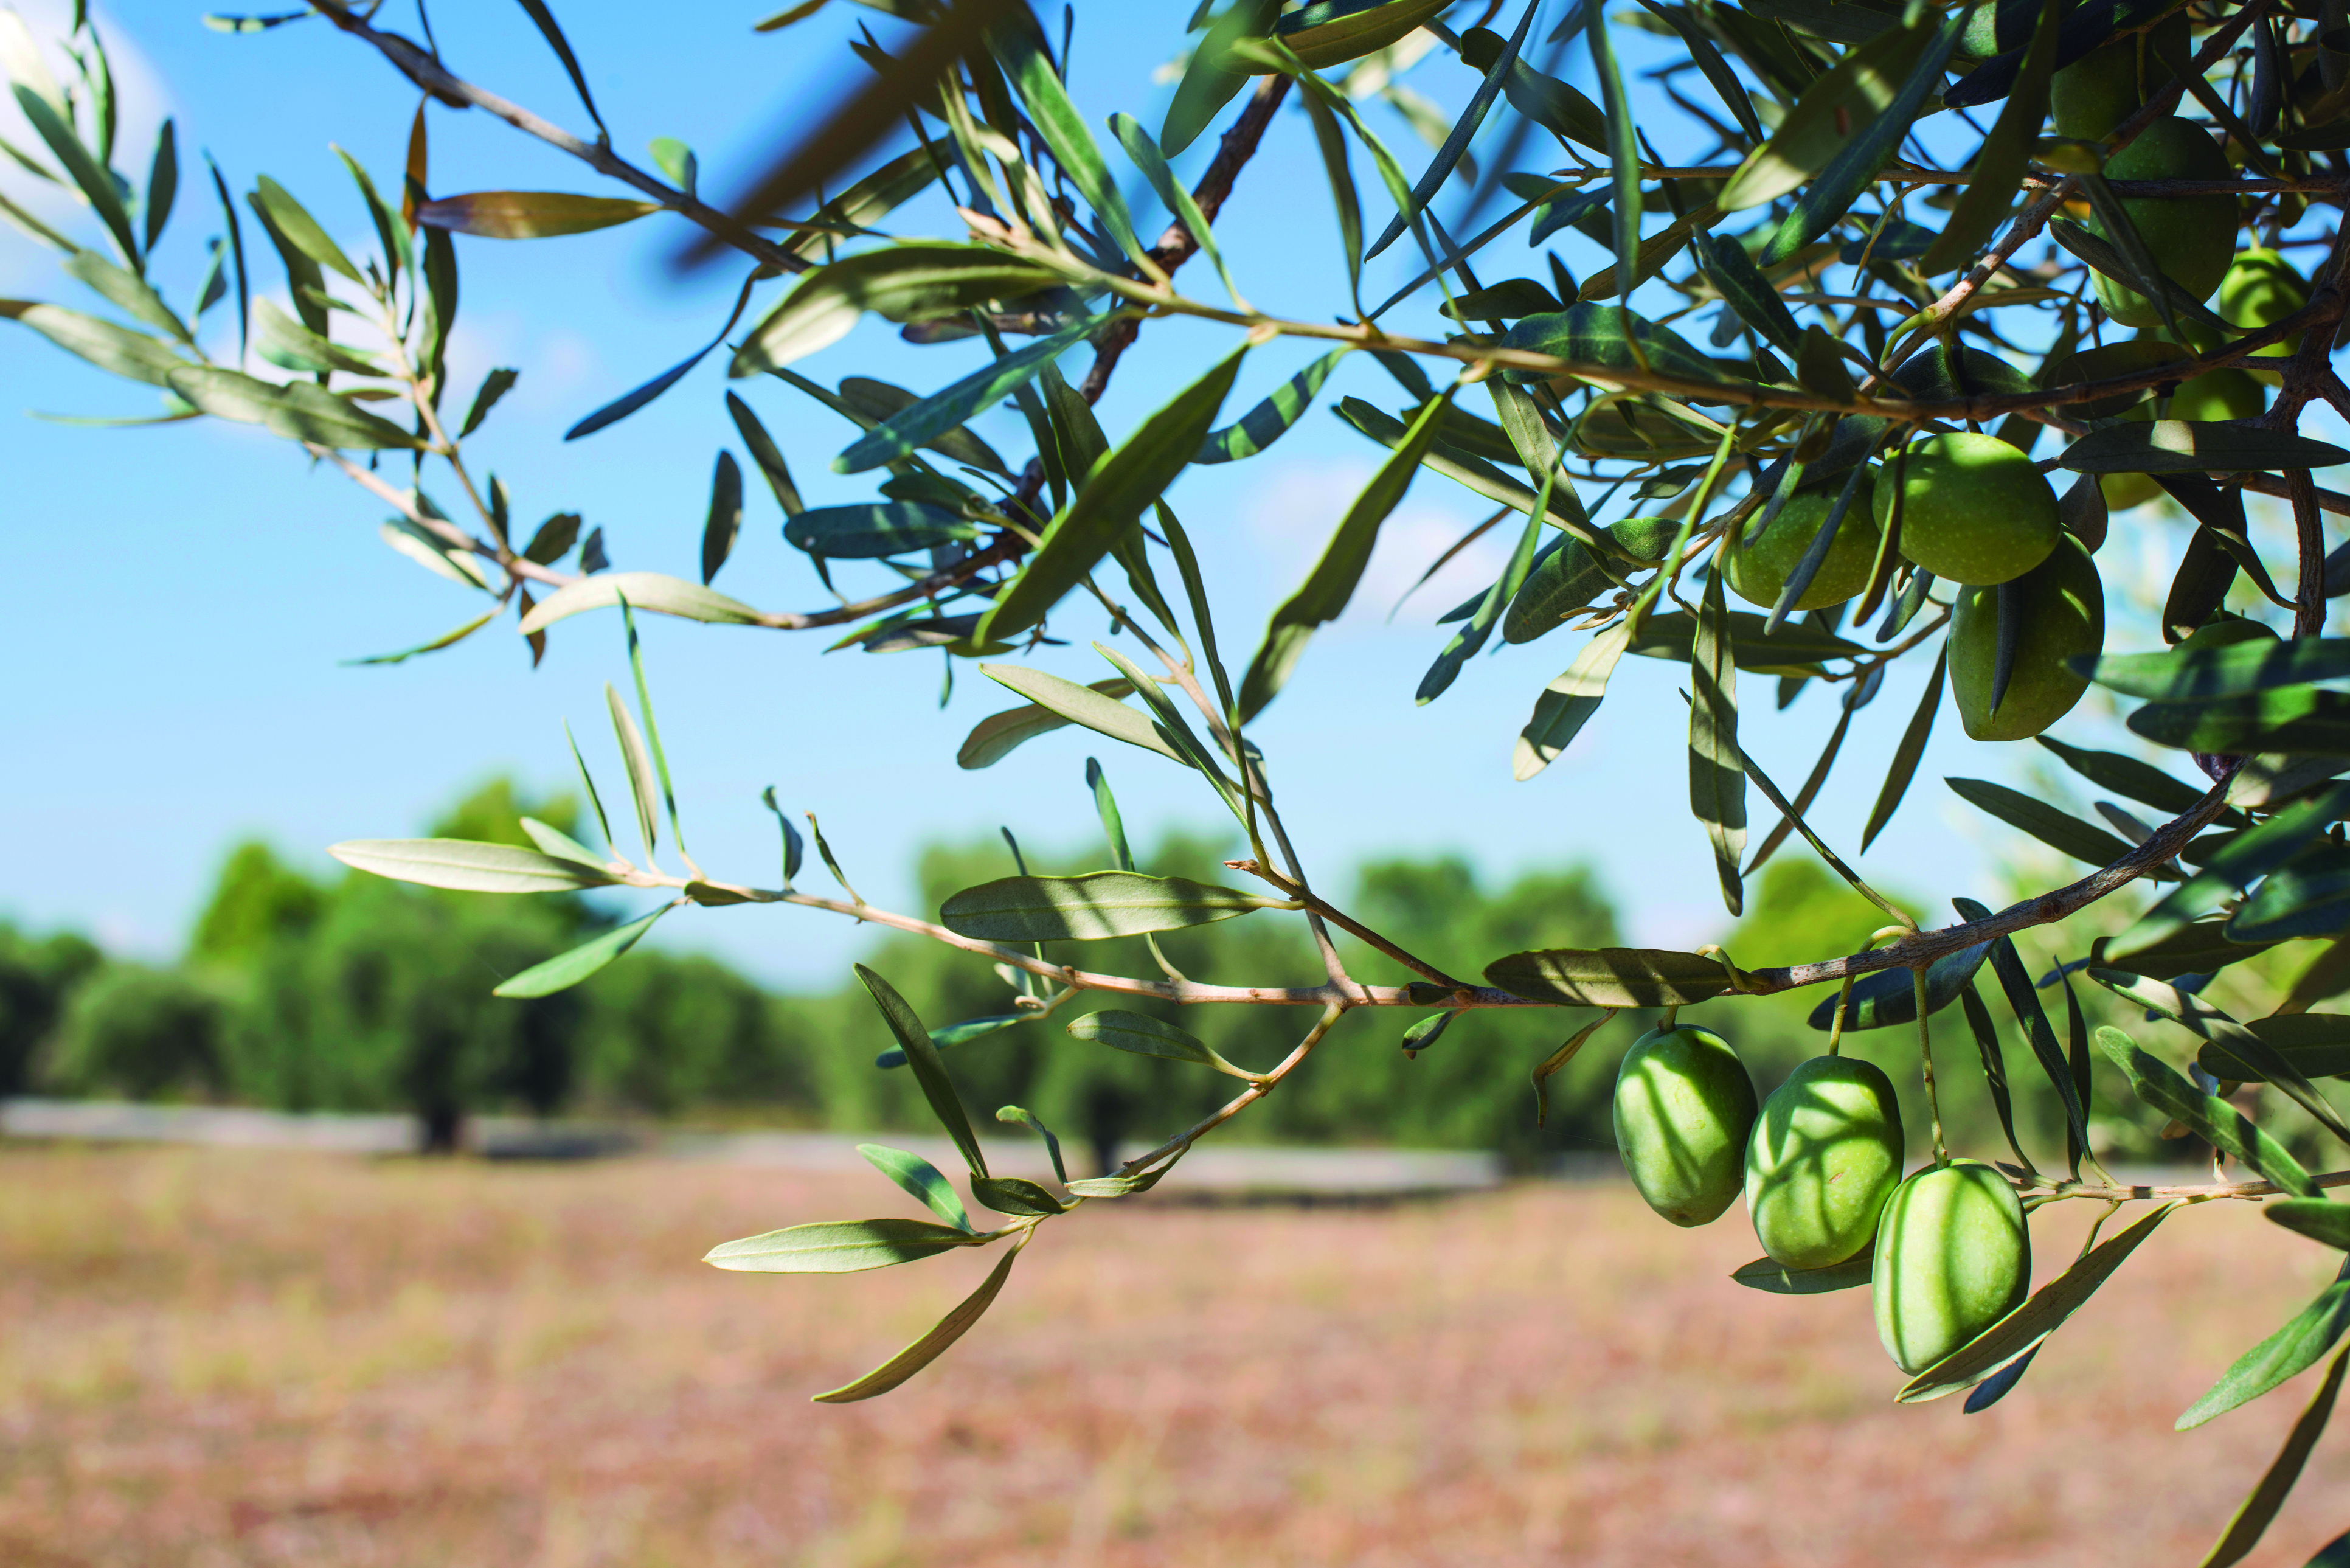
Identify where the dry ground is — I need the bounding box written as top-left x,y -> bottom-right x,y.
3,1142 -> 2348,1567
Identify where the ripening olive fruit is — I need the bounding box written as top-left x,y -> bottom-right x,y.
2088,117 -> 2237,328
2050,13 -> 2191,140
1950,533 -> 2106,741
1874,432 -> 2060,585
1745,1055 -> 1905,1271
1613,1025 -> 1759,1227
1873,1160 -> 2031,1375
2218,247 -> 2309,375
1727,474 -> 1881,613
2100,366 -> 2265,510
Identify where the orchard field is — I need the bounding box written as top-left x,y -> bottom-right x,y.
4,1141 -> 2347,1567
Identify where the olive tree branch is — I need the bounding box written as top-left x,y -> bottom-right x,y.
308,0 -> 810,275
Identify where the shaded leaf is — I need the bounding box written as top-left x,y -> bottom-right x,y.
1731,1254 -> 1872,1294
1363,0 -> 1538,260
1862,641 -> 1946,851
785,501 -> 980,559
1690,568 -> 1746,914
1162,0 -> 1278,158
459,367 -> 519,437
2061,421 -> 2350,476
940,872 -> 1281,942
1485,946 -> 1735,1007
1806,937 -> 1994,1032
518,572 -> 766,634
1196,347 -> 1348,463
2181,1259 -> 2350,1430
1068,1009 -> 1248,1075
978,664 -> 1187,767
1719,19 -> 1936,212
1947,777 -> 2142,870
2270,1201 -> 2350,1252
2098,1026 -> 2320,1196
958,677 -> 1138,769
857,963 -> 988,1178
732,243 -> 1062,375
2036,734 -> 2217,817
415,191 -> 659,238
836,318 -> 1091,473
2196,1348 -> 2350,1568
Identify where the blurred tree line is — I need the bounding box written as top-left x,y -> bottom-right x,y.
8,774 -> 2120,1167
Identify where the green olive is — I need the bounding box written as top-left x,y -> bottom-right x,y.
1873,1159 -> 2031,1375
2099,364 -> 2265,510
1745,1055 -> 1905,1271
1613,1024 -> 1759,1227
2050,14 -> 2191,140
1950,533 -> 2106,741
1727,474 -> 1881,613
2088,117 -> 2238,328
2218,247 -> 2309,375
1874,432 -> 2060,585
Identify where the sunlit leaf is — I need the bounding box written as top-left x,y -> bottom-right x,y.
941,872 -> 1282,942
328,838 -> 619,893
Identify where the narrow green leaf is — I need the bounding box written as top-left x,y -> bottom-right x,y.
1691,229 -> 1801,356
1067,1009 -> 1246,1074
976,341 -> 1248,644
1691,568 -> 1745,915
1764,12 -> 1968,264
2084,639 -> 2350,703
249,172 -> 361,285
1484,946 -> 1735,1007
858,1143 -> 974,1232
327,838 -> 617,893
811,1240 -> 1020,1403
1514,620 -> 1633,781
11,84 -> 136,265
1920,0 -> 2061,274
1806,937 -> 1995,1032
2113,787 -> 2350,965
62,249 -> 187,344
726,391 -> 804,516
1731,1254 -> 1872,1294
1862,641 -> 1946,850
732,243 -> 1061,375
1163,0 -> 1278,158
970,1175 -> 1066,1217
1066,1156 -> 1184,1197
836,319 -> 1092,474
253,297 -> 384,376
493,906 -> 669,997
1280,0 -> 1451,68
415,190 -> 659,238
1364,0 -> 1538,262
2098,973 -> 2350,1147
702,1216 -> 980,1274
1109,111 -> 1241,304
995,1106 -> 1069,1184
785,502 -> 979,561
1416,473 -> 1548,706
856,964 -> 988,1179
1298,86 -> 1363,305
2232,846 -> 2350,943
1502,304 -> 1727,387
940,872 -> 1280,943
2197,1348 -> 2350,1568
993,18 -> 1143,264
1958,983 -> 2031,1171
518,572 -> 767,634
513,0 -> 608,139
519,817 -> 601,866
1947,777 -> 2141,869
342,608 -> 501,667
165,366 -> 421,449
2097,1026 -> 2320,1197
2064,421 -> 2350,477
2036,734 -> 2217,817
2270,1201 -> 2350,1252
1587,2 -> 1641,305
1239,386 -> 1451,721
977,665 -> 1186,767
203,153 -> 248,363
0,299 -> 186,385
1719,19 -> 1935,212
1896,1203 -> 2177,1402
2182,1260 -> 2350,1430
605,682 -> 659,860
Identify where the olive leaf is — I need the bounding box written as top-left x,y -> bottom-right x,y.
493,906 -> 671,998
2062,422 -> 2350,476
2098,1026 -> 2320,1196
1240,386 -> 1451,720
2110,787 -> 2350,965
1068,1010 -> 1254,1077
1897,1202 -> 2177,1403
1690,569 -> 1746,915
329,838 -> 619,893
1196,347 -> 1349,463
415,191 -> 660,238
1719,19 -> 1937,212
2035,734 -> 2219,817
811,1241 -> 1022,1404
1806,938 -> 1994,1032
518,573 -> 767,634
858,963 -> 989,1179
2180,1258 -> 2350,1431
1362,0 -> 1538,261
1862,642 -> 1947,851
1515,620 -> 1634,781
1731,1254 -> 1872,1294
1485,946 -> 1735,1007
941,872 -> 1282,942
701,1217 -> 986,1274
731,244 -> 1062,375
2195,1347 -> 2350,1568
1946,777 -> 2146,871
859,1144 -> 976,1232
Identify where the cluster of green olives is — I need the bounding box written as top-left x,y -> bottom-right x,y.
1613,1022 -> 2029,1375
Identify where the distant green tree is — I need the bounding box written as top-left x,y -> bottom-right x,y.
46,963 -> 231,1101
188,842 -> 325,965
0,925 -> 103,1097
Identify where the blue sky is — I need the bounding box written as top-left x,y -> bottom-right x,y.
2,0 -> 2321,989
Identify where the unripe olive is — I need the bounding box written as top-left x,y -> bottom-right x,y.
2088,118 -> 2238,328
1613,1024 -> 1759,1227
2099,366 -> 2265,510
1874,432 -> 2060,585
1950,533 -> 2106,741
2050,13 -> 2191,140
2217,247 -> 2309,373
1873,1159 -> 2031,1375
1727,473 -> 1880,613
1745,1055 -> 1905,1271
